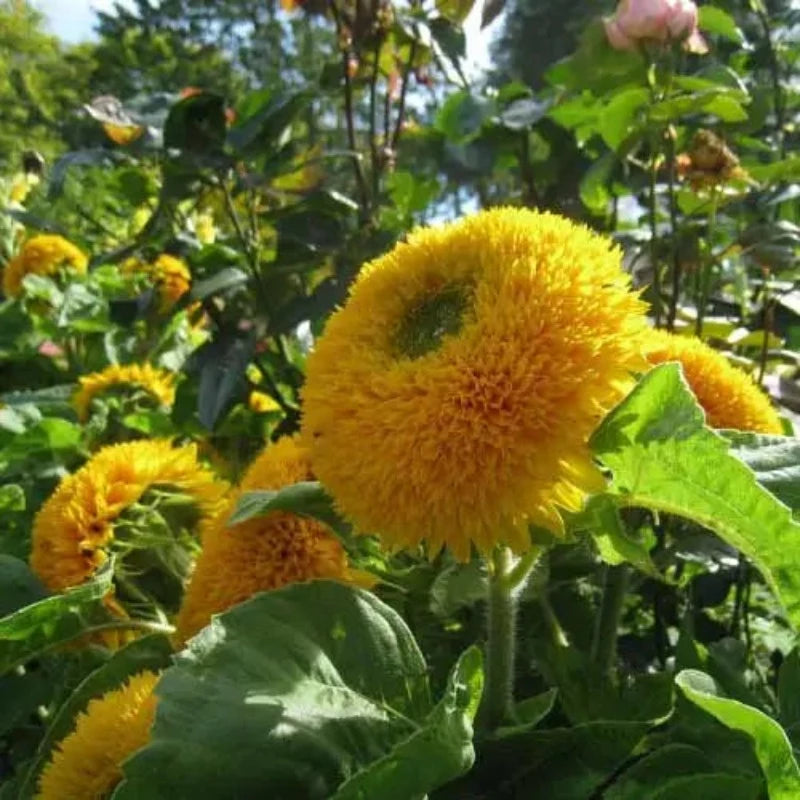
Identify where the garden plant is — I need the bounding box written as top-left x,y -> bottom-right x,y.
3,0 -> 800,797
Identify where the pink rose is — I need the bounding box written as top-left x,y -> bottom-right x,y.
37,341 -> 63,358
604,0 -> 706,51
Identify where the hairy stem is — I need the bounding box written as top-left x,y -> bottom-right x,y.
591,564 -> 630,675
480,547 -> 517,729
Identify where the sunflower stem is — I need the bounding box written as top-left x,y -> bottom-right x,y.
590,563 -> 630,675
480,547 -> 518,730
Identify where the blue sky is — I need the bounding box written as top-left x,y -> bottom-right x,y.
33,0 -> 497,74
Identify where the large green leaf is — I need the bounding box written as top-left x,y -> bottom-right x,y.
591,364 -> 800,628
115,582 -> 477,799
606,743 -> 761,799
0,563 -> 114,675
0,556 -> 46,617
438,720 -> 651,799
17,634 -> 173,799
333,645 -> 482,799
676,670 -> 800,799
230,481 -> 350,537
726,431 -> 800,512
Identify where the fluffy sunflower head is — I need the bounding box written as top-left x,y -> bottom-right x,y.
643,328 -> 783,433
152,253 -> 191,308
121,253 -> 191,311
301,208 -> 648,561
31,439 -> 228,592
73,363 -> 176,422
36,670 -> 159,800
2,234 -> 88,298
175,436 -> 371,644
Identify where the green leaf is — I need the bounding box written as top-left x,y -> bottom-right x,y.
230,481 -> 351,538
676,670 -> 800,799
429,559 -> 487,617
600,88 -> 649,150
0,384 -> 75,415
777,649 -> 800,733
650,91 -> 747,123
114,582 -> 440,799
725,431 -> 800,511
498,97 -> 551,131
227,89 -> 311,155
441,720 -> 651,799
0,562 -> 114,675
699,6 -> 744,43
649,774 -> 762,799
604,743 -> 714,799
17,634 -> 173,800
191,333 -> 254,430
0,556 -> 46,617
333,646 -> 483,799
164,91 -> 227,153
572,495 -> 659,577
591,364 -> 800,629
187,267 -> 249,303
435,90 -> 492,143
435,0 -> 474,23
0,484 -> 25,512
579,152 -> 614,215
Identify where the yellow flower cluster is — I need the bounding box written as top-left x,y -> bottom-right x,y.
642,328 -> 783,434
36,671 -> 159,800
302,208 -> 648,560
73,363 -> 177,422
2,234 -> 88,298
122,253 -> 191,311
30,439 -> 227,592
175,436 -> 370,644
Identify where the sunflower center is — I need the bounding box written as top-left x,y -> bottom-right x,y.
394,286 -> 470,359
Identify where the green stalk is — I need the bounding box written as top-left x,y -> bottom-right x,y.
481,547 -> 517,730
590,564 -> 630,675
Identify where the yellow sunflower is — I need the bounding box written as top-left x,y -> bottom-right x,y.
36,670 -> 159,800
174,436 -> 372,644
73,363 -> 176,422
121,253 -> 191,311
301,208 -> 648,561
3,234 -> 88,298
248,390 -> 281,414
643,328 -> 783,434
30,439 -> 228,593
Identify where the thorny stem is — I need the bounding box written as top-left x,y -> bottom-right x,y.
390,38 -> 418,151
368,34 -> 384,203
757,7 -> 786,160
695,191 -> 718,337
665,132 -> 682,332
758,289 -> 774,386
329,0 -> 371,222
648,157 -> 663,327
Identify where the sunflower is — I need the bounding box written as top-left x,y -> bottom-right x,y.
643,328 -> 783,434
30,439 -> 227,593
174,436 -> 371,644
73,363 -> 176,422
248,390 -> 281,414
36,671 -> 159,800
2,234 -> 88,298
121,253 -> 191,311
301,208 -> 648,561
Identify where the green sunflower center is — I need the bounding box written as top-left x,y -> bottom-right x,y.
394,286 -> 470,359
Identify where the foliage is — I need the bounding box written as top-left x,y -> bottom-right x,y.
2,0 -> 800,796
